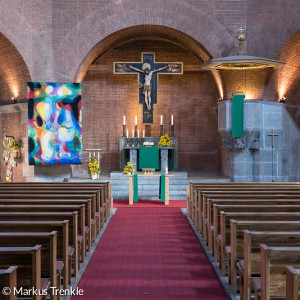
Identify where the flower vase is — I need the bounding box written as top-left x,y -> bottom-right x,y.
91,174 -> 97,180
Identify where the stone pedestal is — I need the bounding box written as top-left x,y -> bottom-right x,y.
218,100 -> 300,182
160,149 -> 168,172
129,149 -> 137,171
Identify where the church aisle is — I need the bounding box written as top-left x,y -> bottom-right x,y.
72,208 -> 228,300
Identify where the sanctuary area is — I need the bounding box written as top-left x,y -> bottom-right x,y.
0,0 -> 299,299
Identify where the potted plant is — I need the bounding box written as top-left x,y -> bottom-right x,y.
123,162 -> 135,175
11,139 -> 23,163
88,156 -> 101,179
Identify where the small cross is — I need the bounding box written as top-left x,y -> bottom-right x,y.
268,130 -> 278,147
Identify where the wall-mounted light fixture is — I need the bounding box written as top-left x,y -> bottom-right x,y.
278,97 -> 286,103
11,97 -> 17,104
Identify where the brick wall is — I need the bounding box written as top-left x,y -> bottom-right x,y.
0,0 -> 299,180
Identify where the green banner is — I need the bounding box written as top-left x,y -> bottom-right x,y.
232,94 -> 244,137
139,147 -> 159,170
133,173 -> 138,203
160,174 -> 165,202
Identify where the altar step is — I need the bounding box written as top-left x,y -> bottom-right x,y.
109,172 -> 232,200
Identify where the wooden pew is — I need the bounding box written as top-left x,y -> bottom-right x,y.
285,266 -> 300,300
0,198 -> 93,253
229,220 -> 300,297
191,184 -> 300,228
211,204 -> 300,254
0,204 -> 87,262
0,221 -> 69,290
0,232 -> 58,300
218,212 -> 300,277
207,198 -> 300,249
0,212 -> 78,278
242,231 -> 300,300
0,191 -> 98,240
0,245 -> 43,300
0,182 -> 112,229
0,266 -> 17,300
260,245 -> 300,300
201,191 -> 300,235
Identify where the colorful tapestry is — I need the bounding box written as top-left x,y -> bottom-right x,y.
2,136 -> 16,182
28,82 -> 82,165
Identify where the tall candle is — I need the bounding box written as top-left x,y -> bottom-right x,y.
171,115 -> 173,125
143,130 -> 145,138
126,130 -> 128,138
132,129 -> 134,137
137,130 -> 139,138
135,116 -> 137,126
160,115 -> 163,125
123,115 -> 126,125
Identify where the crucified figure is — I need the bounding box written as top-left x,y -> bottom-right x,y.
130,64 -> 168,110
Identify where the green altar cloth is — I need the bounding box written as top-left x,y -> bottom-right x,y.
133,173 -> 138,203
159,173 -> 165,202
232,93 -> 244,137
139,147 -> 159,170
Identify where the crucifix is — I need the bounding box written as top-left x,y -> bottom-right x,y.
268,130 -> 278,182
114,53 -> 183,124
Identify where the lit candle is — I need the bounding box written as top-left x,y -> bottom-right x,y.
160,115 -> 163,125
171,115 -> 173,125
166,167 -> 168,174
143,130 -> 145,138
137,130 -> 139,138
126,130 -> 128,138
135,116 -> 137,126
123,115 -> 126,125
132,129 -> 134,137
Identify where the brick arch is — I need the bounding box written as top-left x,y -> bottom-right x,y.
0,32 -> 31,104
263,30 -> 300,105
0,4 -> 48,80
54,0 -> 236,82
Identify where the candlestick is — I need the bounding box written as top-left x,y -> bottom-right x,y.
135,125 -> 138,137
171,125 -> 175,137
143,130 -> 145,138
137,130 -> 139,138
160,115 -> 163,125
160,125 -> 164,136
123,115 -> 126,125
135,115 -> 137,126
122,125 -> 126,137
127,130 -> 128,138
171,115 -> 173,125
132,129 -> 134,138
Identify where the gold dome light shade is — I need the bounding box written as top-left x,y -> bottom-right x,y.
200,55 -> 285,70
200,27 -> 285,70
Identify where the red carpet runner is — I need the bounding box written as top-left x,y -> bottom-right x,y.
72,208 -> 228,300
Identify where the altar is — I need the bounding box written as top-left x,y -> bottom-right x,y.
120,137 -> 178,172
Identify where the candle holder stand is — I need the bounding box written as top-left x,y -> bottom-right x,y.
171,125 -> 174,137
160,125 -> 164,136
122,125 -> 126,137
134,125 -> 138,137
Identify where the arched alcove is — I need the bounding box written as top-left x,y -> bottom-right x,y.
71,26 -> 222,175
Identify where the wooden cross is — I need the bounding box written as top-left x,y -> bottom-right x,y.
268,130 -> 278,182
268,130 -> 278,147
114,52 -> 183,124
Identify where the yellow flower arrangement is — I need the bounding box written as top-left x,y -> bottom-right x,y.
88,156 -> 100,175
11,139 -> 23,151
158,134 -> 174,147
123,161 -> 135,175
